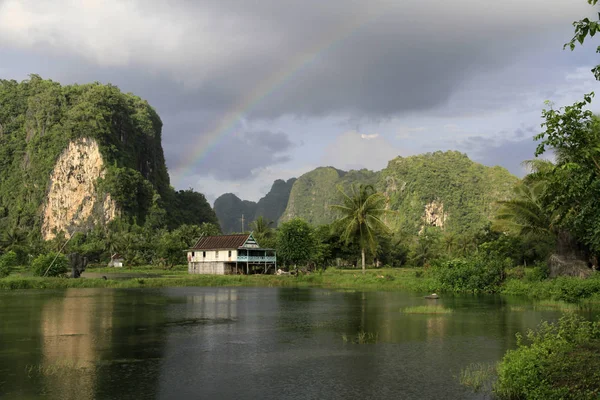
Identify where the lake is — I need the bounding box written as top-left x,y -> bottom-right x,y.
0,287 -> 588,399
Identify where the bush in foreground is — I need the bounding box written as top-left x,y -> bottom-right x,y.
432,256 -> 508,293
31,253 -> 69,277
495,314 -> 600,399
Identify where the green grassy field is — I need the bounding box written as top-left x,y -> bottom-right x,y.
0,267 -> 438,291
2,266 -> 600,308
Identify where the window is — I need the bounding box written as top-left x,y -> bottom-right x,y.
203,251 -> 206,258
192,252 -> 195,257
228,250 -> 232,257
216,251 -> 219,257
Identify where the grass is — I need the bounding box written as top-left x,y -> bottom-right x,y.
534,300 -> 579,312
402,305 -> 454,314
342,330 -> 379,344
2,266 -> 600,309
459,362 -> 497,392
0,267 -> 440,291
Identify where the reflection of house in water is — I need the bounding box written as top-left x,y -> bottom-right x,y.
186,289 -> 239,320
40,289 -> 114,400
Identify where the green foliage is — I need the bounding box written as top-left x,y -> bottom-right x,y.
495,314 -> 600,399
564,0 -> 600,79
281,167 -> 379,226
31,253 -> 68,277
432,256 -> 509,293
168,189 -> 220,230
276,218 -> 317,267
156,230 -> 186,268
0,251 -> 18,278
410,227 -> 443,267
501,273 -> 600,302
0,76 -> 217,244
331,184 -> 392,273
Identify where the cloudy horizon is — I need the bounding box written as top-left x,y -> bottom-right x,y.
1,0 -> 598,204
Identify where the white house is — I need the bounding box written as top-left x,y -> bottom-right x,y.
108,253 -> 124,268
187,233 -> 276,275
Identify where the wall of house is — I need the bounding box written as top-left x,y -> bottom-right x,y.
188,261 -> 236,275
188,250 -> 238,263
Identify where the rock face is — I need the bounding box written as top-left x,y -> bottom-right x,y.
214,178 -> 297,233
42,138 -> 117,240
423,200 -> 446,228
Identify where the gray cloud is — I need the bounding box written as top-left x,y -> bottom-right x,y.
0,0 -> 593,120
459,127 -> 541,177
184,130 -> 295,180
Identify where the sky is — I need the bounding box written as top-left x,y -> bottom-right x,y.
1,0 -> 599,204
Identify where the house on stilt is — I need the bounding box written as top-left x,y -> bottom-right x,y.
187,233 -> 276,275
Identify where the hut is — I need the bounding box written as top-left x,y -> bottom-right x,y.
187,233 -> 276,275
108,254 -> 124,268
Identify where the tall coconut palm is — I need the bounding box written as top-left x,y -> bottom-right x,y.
331,184 -> 393,274
493,180 -> 557,239
251,216 -> 274,238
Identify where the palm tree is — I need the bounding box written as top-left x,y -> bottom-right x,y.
251,216 -> 274,239
331,184 -> 393,274
493,180 -> 556,239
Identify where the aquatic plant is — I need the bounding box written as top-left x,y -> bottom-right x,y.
459,362 -> 496,392
342,330 -> 378,344
402,305 -> 453,314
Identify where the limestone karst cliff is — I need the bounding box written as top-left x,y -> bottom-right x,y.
0,75 -> 217,240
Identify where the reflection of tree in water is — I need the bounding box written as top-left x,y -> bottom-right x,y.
36,288 -> 169,400
0,293 -> 48,398
40,288 -> 115,400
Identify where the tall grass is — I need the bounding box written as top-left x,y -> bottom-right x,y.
402,305 -> 453,314
342,330 -> 379,344
459,362 -> 496,392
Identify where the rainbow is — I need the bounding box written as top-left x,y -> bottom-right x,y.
179,9 -> 385,176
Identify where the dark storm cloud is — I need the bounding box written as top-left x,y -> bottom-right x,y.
189,130 -> 295,180
0,0 -> 593,119
461,127 -> 541,177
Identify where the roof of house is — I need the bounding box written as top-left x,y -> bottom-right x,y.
191,234 -> 252,250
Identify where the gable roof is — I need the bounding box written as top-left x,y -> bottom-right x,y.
192,234 -> 251,250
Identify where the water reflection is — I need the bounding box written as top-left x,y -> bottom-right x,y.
1,287 -> 596,400
40,288 -> 114,400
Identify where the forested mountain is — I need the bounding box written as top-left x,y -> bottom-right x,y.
0,75 -> 217,242
214,178 -> 296,233
278,151 -> 518,234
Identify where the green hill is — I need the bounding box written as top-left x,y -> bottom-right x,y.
0,75 -> 217,241
279,151 -> 519,234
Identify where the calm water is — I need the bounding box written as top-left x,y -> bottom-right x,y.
0,287 -> 589,399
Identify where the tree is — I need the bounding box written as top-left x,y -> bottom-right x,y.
410,226 -> 442,267
156,230 -> 186,268
251,216 -> 274,239
493,180 -> 557,239
530,1 -> 600,255
276,218 -> 316,268
331,184 -> 392,274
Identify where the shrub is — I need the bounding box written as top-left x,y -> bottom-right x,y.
31,253 -> 69,277
524,262 -> 549,282
432,256 -> 508,293
0,251 -> 19,278
495,314 -> 600,399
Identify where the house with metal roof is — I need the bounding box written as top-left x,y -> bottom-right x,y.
187,233 -> 276,275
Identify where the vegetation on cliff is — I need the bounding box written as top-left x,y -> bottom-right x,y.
0,75 -> 218,262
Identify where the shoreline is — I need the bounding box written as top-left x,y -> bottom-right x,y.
1,268 -> 600,308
